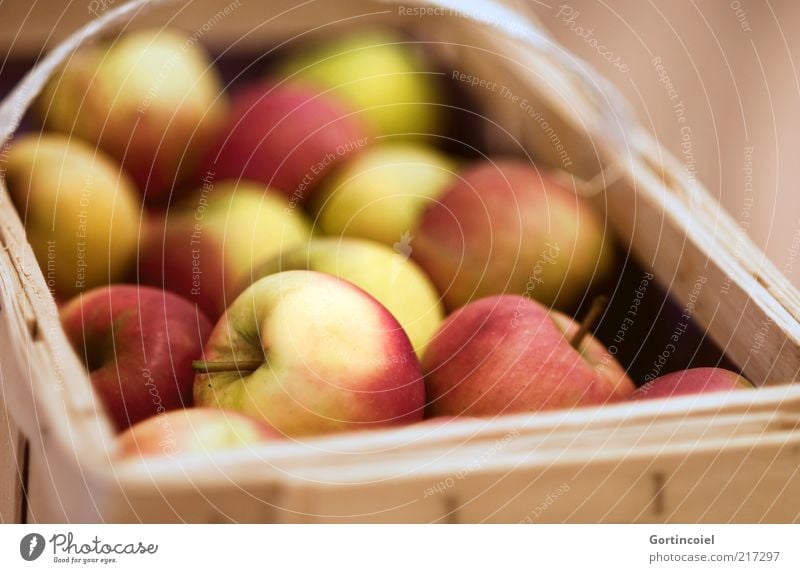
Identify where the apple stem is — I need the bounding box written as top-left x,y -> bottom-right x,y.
192,360 -> 264,374
570,295 -> 609,350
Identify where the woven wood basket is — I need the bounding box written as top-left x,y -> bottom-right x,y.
1,0 -> 799,523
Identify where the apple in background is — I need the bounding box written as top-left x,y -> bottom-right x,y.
139,180 -> 312,320
412,159 -> 615,311
5,133 -> 141,297
423,295 -> 634,417
201,82 -> 371,204
314,142 -> 457,245
38,28 -> 227,202
61,285 -> 213,431
251,237 -> 444,358
632,368 -> 752,400
194,270 -> 425,437
117,408 -> 281,459
277,28 -> 443,137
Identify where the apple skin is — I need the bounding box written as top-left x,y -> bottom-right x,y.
277,29 -> 443,137
194,270 -> 425,437
201,81 -> 371,204
314,142 -> 457,245
412,159 -> 615,311
38,28 -> 227,202
60,285 -> 213,431
117,408 -> 281,459
139,180 -> 312,320
632,368 -> 752,400
422,295 -> 633,417
5,133 -> 141,297
251,237 -> 444,358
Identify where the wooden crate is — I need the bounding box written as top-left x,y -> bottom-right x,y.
1,0 -> 799,523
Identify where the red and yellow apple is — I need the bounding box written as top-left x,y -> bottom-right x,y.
277,28 -> 443,137
61,285 -> 213,430
251,237 -> 444,357
314,142 -> 457,245
632,367 -> 752,400
139,180 -> 312,320
38,28 -> 227,201
423,295 -> 633,417
194,270 -> 425,436
5,133 -> 141,297
412,159 -> 615,311
201,81 -> 371,204
117,408 -> 281,458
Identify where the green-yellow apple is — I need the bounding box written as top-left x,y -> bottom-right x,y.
251,237 -> 444,357
632,368 -> 752,400
423,295 -> 633,417
38,28 -> 227,202
139,180 -> 312,320
412,159 -> 615,311
5,133 -> 141,297
60,285 -> 212,430
277,28 -> 443,137
194,270 -> 425,436
117,408 -> 281,458
314,142 -> 457,245
201,81 -> 371,204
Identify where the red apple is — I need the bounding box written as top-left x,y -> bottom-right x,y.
201,82 -> 371,204
632,367 -> 752,400
61,285 -> 213,430
412,159 -> 615,311
194,270 -> 425,436
423,295 -> 633,417
117,408 -> 281,459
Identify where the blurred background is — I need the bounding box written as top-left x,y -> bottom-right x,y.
1,0 -> 798,286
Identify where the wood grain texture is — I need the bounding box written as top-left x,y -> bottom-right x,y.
0,399 -> 25,523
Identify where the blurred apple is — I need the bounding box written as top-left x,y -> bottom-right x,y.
412,159 -> 615,311
201,81 -> 371,204
423,295 -> 633,417
632,367 -> 752,400
194,270 -> 425,436
117,408 -> 281,459
252,237 -> 444,357
278,28 -> 443,137
314,142 -> 457,245
5,133 -> 140,297
38,28 -> 227,202
139,180 -> 311,320
61,285 -> 212,431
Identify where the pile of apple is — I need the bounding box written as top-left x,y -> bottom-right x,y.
4,27 -> 751,458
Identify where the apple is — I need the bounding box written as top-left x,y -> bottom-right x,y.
194,270 -> 425,436
38,28 -> 227,202
422,295 -> 634,417
5,133 -> 141,297
251,237 -> 444,357
314,142 -> 457,245
412,159 -> 615,311
60,285 -> 213,431
201,81 -> 371,204
117,408 -> 281,459
277,28 -> 443,137
632,367 -> 752,400
139,180 -> 312,320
